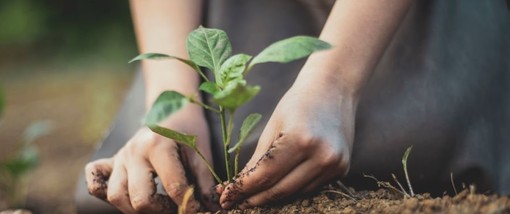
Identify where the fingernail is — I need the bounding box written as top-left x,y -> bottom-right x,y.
221,201 -> 233,209
215,184 -> 224,193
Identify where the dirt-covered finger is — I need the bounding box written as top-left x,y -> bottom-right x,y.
84,158 -> 113,200
149,142 -> 200,212
126,156 -> 175,213
237,160 -> 321,209
106,158 -> 136,214
220,134 -> 305,209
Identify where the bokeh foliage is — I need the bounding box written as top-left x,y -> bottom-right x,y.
0,0 -> 136,62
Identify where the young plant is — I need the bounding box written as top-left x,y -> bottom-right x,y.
0,117 -> 53,207
130,26 -> 331,184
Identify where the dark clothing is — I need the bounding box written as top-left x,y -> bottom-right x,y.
207,0 -> 510,195
76,1 -> 510,213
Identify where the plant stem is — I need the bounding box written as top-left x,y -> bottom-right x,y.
188,96 -> 220,113
191,64 -> 210,82
225,110 -> 235,180
234,149 -> 240,176
219,107 -> 231,182
195,149 -> 222,185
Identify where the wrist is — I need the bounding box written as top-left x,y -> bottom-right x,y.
294,62 -> 361,102
143,60 -> 202,110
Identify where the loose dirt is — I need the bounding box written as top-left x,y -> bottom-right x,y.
209,185 -> 510,214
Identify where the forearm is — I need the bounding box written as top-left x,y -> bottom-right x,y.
299,0 -> 412,98
130,0 -> 203,109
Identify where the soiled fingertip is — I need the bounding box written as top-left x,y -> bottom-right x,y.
215,184 -> 225,194
221,201 -> 233,209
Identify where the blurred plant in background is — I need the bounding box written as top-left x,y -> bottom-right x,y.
0,0 -> 138,212
0,86 -> 54,209
0,121 -> 53,209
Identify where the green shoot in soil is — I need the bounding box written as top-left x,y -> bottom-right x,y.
0,120 -> 53,207
364,145 -> 416,198
130,26 -> 331,184
402,146 -> 414,196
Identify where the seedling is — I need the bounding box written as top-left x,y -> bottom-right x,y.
0,119 -> 53,207
130,26 -> 331,184
402,146 -> 414,196
363,146 -> 415,198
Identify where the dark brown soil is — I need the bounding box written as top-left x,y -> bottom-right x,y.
207,186 -> 510,214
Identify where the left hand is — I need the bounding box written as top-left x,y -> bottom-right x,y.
217,74 -> 357,209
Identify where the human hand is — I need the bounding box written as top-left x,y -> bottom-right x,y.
217,74 -> 356,209
85,105 -> 218,213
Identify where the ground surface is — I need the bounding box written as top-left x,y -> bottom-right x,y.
216,186 -> 510,214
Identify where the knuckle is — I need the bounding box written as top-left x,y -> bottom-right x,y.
165,182 -> 187,201
319,151 -> 340,168
294,134 -> 315,150
84,162 -> 96,173
131,195 -> 152,212
107,192 -> 125,206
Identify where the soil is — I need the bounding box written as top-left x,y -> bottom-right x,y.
210,186 -> 510,214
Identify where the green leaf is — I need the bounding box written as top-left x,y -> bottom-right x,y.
213,80 -> 260,110
199,81 -> 219,95
129,53 -> 200,71
216,54 -> 252,87
402,146 -> 412,166
187,26 -> 232,72
228,113 -> 262,153
3,146 -> 38,178
249,36 -> 331,68
147,124 -> 197,149
23,120 -> 54,145
145,91 -> 188,125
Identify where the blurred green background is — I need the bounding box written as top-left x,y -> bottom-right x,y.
0,0 -> 138,212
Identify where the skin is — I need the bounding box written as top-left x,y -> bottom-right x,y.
85,0 -> 218,213
218,0 -> 413,209
85,0 -> 413,212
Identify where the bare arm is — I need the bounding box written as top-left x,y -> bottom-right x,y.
130,0 -> 203,108
300,0 -> 412,98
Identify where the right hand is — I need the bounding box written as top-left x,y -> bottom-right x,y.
85,105 -> 218,213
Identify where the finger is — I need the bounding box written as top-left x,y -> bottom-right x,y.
238,160 -> 321,210
220,134 -> 306,209
302,163 -> 349,194
241,118 -> 282,172
149,142 -> 200,212
127,156 -> 175,213
301,172 -> 342,194
85,158 -> 113,200
106,157 -> 136,214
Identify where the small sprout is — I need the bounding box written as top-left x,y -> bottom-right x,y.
364,145 -> 416,198
363,174 -> 406,196
451,172 -> 458,195
130,26 -> 331,185
391,173 -> 410,197
0,120 -> 53,207
402,146 -> 414,197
